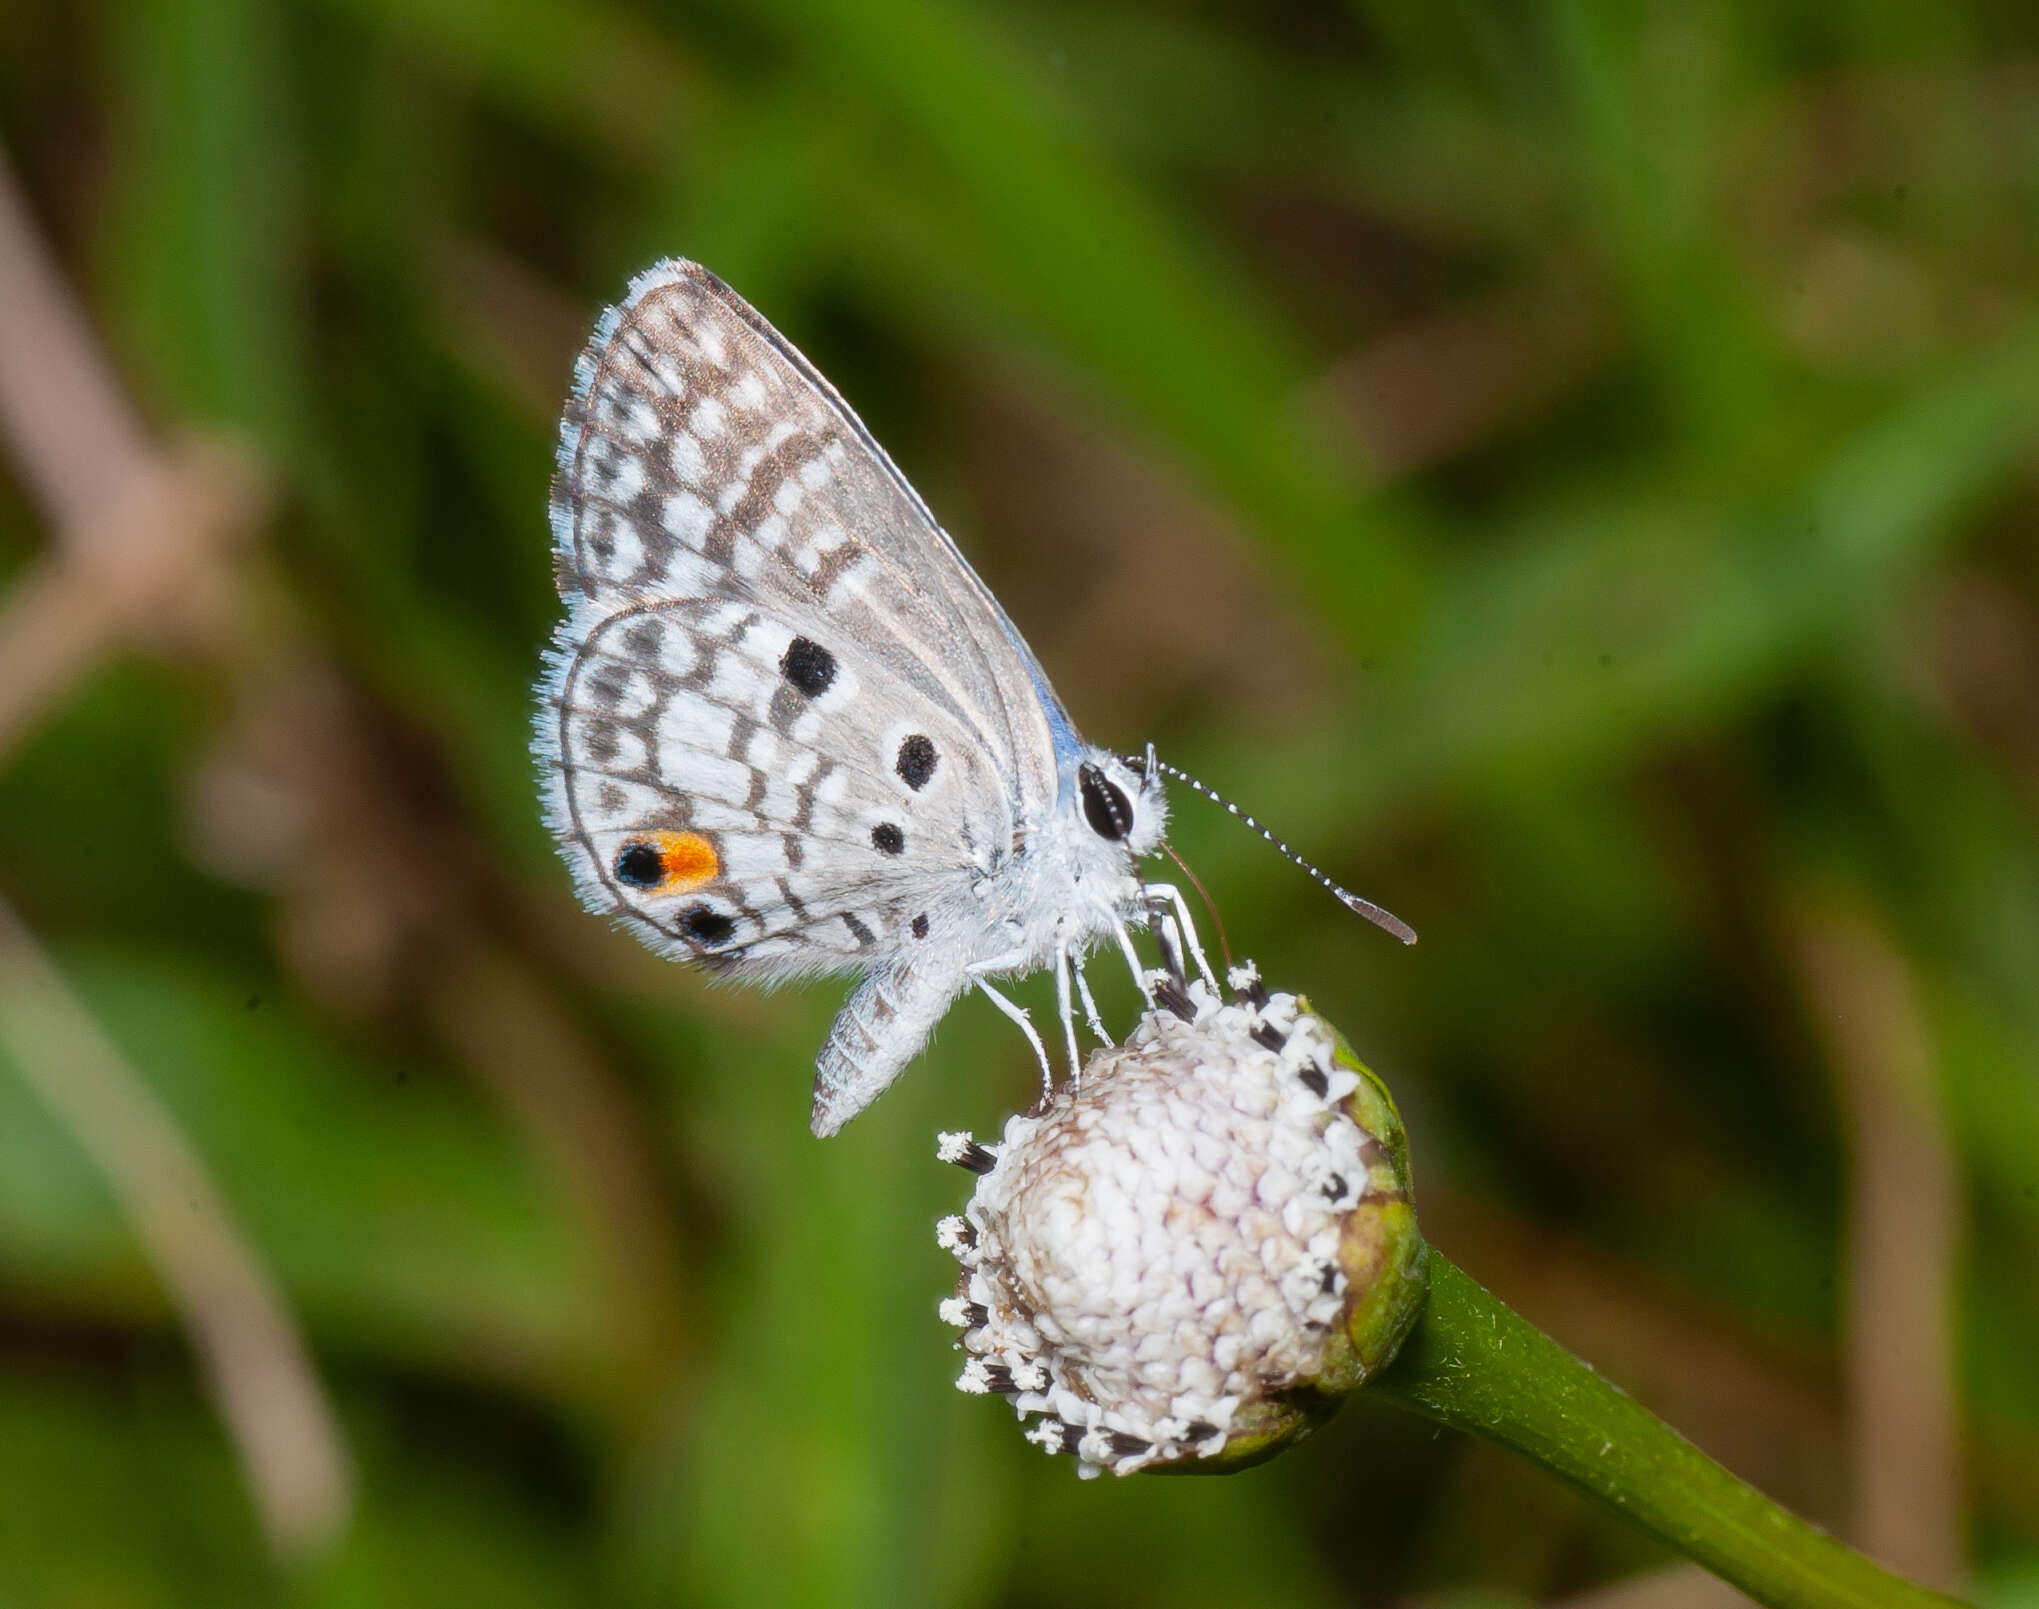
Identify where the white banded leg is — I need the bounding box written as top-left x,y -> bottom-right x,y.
1140,885 -> 1186,984
1070,951 -> 1109,1045
1052,943 -> 1081,1075
1143,882 -> 1218,994
967,953 -> 1053,1095
1148,900 -> 1185,984
1112,919 -> 1153,1004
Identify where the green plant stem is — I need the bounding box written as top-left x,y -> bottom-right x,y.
1369,1253 -> 1967,1609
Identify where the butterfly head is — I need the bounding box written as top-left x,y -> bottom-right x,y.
1074,749 -> 1168,861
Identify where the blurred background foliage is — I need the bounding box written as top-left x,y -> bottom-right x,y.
0,0 -> 2036,1604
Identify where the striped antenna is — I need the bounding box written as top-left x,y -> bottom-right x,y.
1136,755 -> 1417,947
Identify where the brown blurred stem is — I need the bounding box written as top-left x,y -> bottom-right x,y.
0,148 -> 152,520
1785,895 -> 1965,1590
0,896 -> 352,1558
0,150 -> 343,1559
1372,1255 -> 1967,1609
0,151 -> 265,761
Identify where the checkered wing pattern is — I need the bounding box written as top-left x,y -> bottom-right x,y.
536,260 -> 1066,990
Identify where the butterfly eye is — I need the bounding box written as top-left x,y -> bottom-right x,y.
1079,764 -> 1134,842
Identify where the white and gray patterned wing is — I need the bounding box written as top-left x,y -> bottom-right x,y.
536,260 -> 1080,1128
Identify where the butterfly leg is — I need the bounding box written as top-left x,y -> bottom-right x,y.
966,955 -> 1054,1096
1070,950 -> 1110,1046
1145,895 -> 1186,985
1142,882 -> 1219,994
1111,919 -> 1154,1005
1052,943 -> 1082,1077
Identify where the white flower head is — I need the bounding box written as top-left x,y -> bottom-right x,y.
936,968 -> 1425,1477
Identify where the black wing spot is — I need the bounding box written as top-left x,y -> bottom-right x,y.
615,842 -> 664,888
871,822 -> 905,856
681,905 -> 735,946
622,621 -> 662,659
895,733 -> 938,790
911,913 -> 929,939
780,636 -> 836,697
1079,764 -> 1133,842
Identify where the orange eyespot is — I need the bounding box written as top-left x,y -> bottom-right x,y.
614,831 -> 719,893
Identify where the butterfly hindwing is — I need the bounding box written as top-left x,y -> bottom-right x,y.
537,260 -> 1052,982
548,596 -> 1005,975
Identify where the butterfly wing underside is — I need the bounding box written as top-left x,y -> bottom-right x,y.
537,259 -> 1074,1131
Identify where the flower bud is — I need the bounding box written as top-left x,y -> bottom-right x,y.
936,964 -> 1427,1477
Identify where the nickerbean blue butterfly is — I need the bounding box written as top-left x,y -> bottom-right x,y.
535,260 -> 1412,1134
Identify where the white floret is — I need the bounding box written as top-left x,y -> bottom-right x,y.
934,970 -> 1388,1476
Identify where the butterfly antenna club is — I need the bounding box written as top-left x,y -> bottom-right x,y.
1134,756 -> 1418,947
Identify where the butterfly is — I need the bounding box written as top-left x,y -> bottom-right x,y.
534,259 -> 1210,1136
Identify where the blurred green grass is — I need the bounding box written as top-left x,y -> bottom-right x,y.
3,0 -> 2038,1605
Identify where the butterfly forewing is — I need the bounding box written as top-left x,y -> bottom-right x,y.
538,260 -> 1061,978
